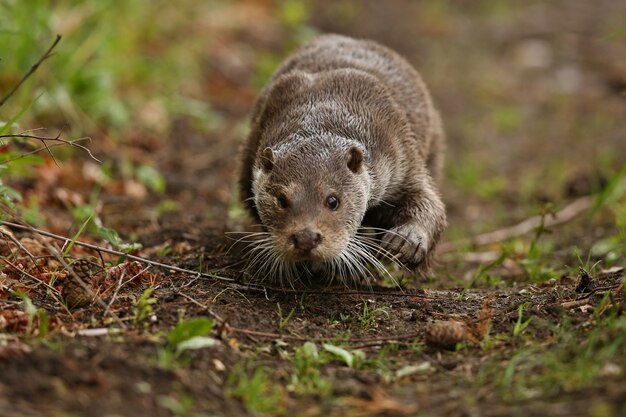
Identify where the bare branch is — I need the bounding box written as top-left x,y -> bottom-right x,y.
0,34 -> 62,108
0,131 -> 100,163
0,226 -> 38,266
0,220 -> 237,284
438,196 -> 593,253
0,137 -> 92,164
0,255 -> 60,294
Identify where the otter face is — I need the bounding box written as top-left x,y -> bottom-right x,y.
252,141 -> 369,265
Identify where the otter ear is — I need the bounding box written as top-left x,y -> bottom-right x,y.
346,145 -> 363,173
261,147 -> 275,172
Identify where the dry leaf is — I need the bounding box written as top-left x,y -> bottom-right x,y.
0,341 -> 31,362
475,295 -> 495,338
344,385 -> 418,415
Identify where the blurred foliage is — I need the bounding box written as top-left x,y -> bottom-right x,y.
0,0 -> 224,133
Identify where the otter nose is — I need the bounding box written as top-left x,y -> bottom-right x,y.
291,229 -> 322,251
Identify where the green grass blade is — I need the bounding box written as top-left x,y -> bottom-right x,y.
63,215 -> 92,256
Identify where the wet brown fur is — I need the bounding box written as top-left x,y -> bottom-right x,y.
239,34 -> 446,281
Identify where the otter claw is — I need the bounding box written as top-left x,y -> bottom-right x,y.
381,223 -> 429,267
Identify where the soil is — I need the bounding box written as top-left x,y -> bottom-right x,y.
1,1 -> 626,416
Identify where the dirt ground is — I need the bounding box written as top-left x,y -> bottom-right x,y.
1,1 -> 626,416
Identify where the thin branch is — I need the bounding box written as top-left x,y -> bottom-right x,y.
438,196 -> 593,253
0,34 -> 62,108
0,220 -> 236,284
228,326 -> 422,344
102,269 -> 126,319
0,226 -> 38,267
103,265 -> 151,318
0,137 -> 92,165
0,255 -> 59,294
0,131 -> 100,163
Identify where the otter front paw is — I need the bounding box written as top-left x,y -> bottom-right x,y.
381,223 -> 430,268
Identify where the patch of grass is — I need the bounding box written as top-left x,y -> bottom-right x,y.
133,287 -> 157,327
471,251 -> 506,287
512,303 -> 532,337
590,169 -> 626,267
322,343 -> 365,369
227,365 -> 285,415
478,315 -> 626,402
592,164 -> 626,214
359,342 -> 401,381
358,299 -> 389,330
519,240 -> 560,282
289,341 -> 331,395
20,195 -> 46,226
136,164 -> 166,194
97,226 -> 143,254
492,104 -> 523,134
157,393 -> 194,417
517,206 -> 563,282
276,303 -> 295,330
446,157 -> 507,200
13,291 -> 49,338
158,317 -> 217,368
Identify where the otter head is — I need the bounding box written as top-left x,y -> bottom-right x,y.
252,137 -> 370,265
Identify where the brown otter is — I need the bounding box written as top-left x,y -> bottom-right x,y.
238,34 -> 446,285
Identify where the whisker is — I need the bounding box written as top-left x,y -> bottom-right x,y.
357,226 -> 409,244
237,224 -> 412,288
355,235 -> 403,266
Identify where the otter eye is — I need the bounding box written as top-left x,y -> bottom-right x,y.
326,195 -> 340,211
276,194 -> 289,209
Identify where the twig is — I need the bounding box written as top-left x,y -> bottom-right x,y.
0,226 -> 38,267
117,265 -> 152,293
438,196 -> 593,253
102,264 -> 153,318
561,298 -> 591,309
440,250 -> 502,263
175,291 -> 225,323
0,255 -> 59,294
561,283 -> 623,308
0,138 -> 91,165
0,35 -> 62,108
0,220 -> 236,283
574,284 -> 623,300
102,269 -> 127,319
227,327 -> 422,344
0,131 -> 100,164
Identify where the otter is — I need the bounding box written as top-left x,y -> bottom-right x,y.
238,34 -> 446,285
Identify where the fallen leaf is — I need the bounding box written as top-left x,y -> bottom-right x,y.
0,340 -> 31,362
344,385 -> 417,415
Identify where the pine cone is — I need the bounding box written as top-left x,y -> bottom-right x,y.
424,321 -> 468,350
62,258 -> 100,308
